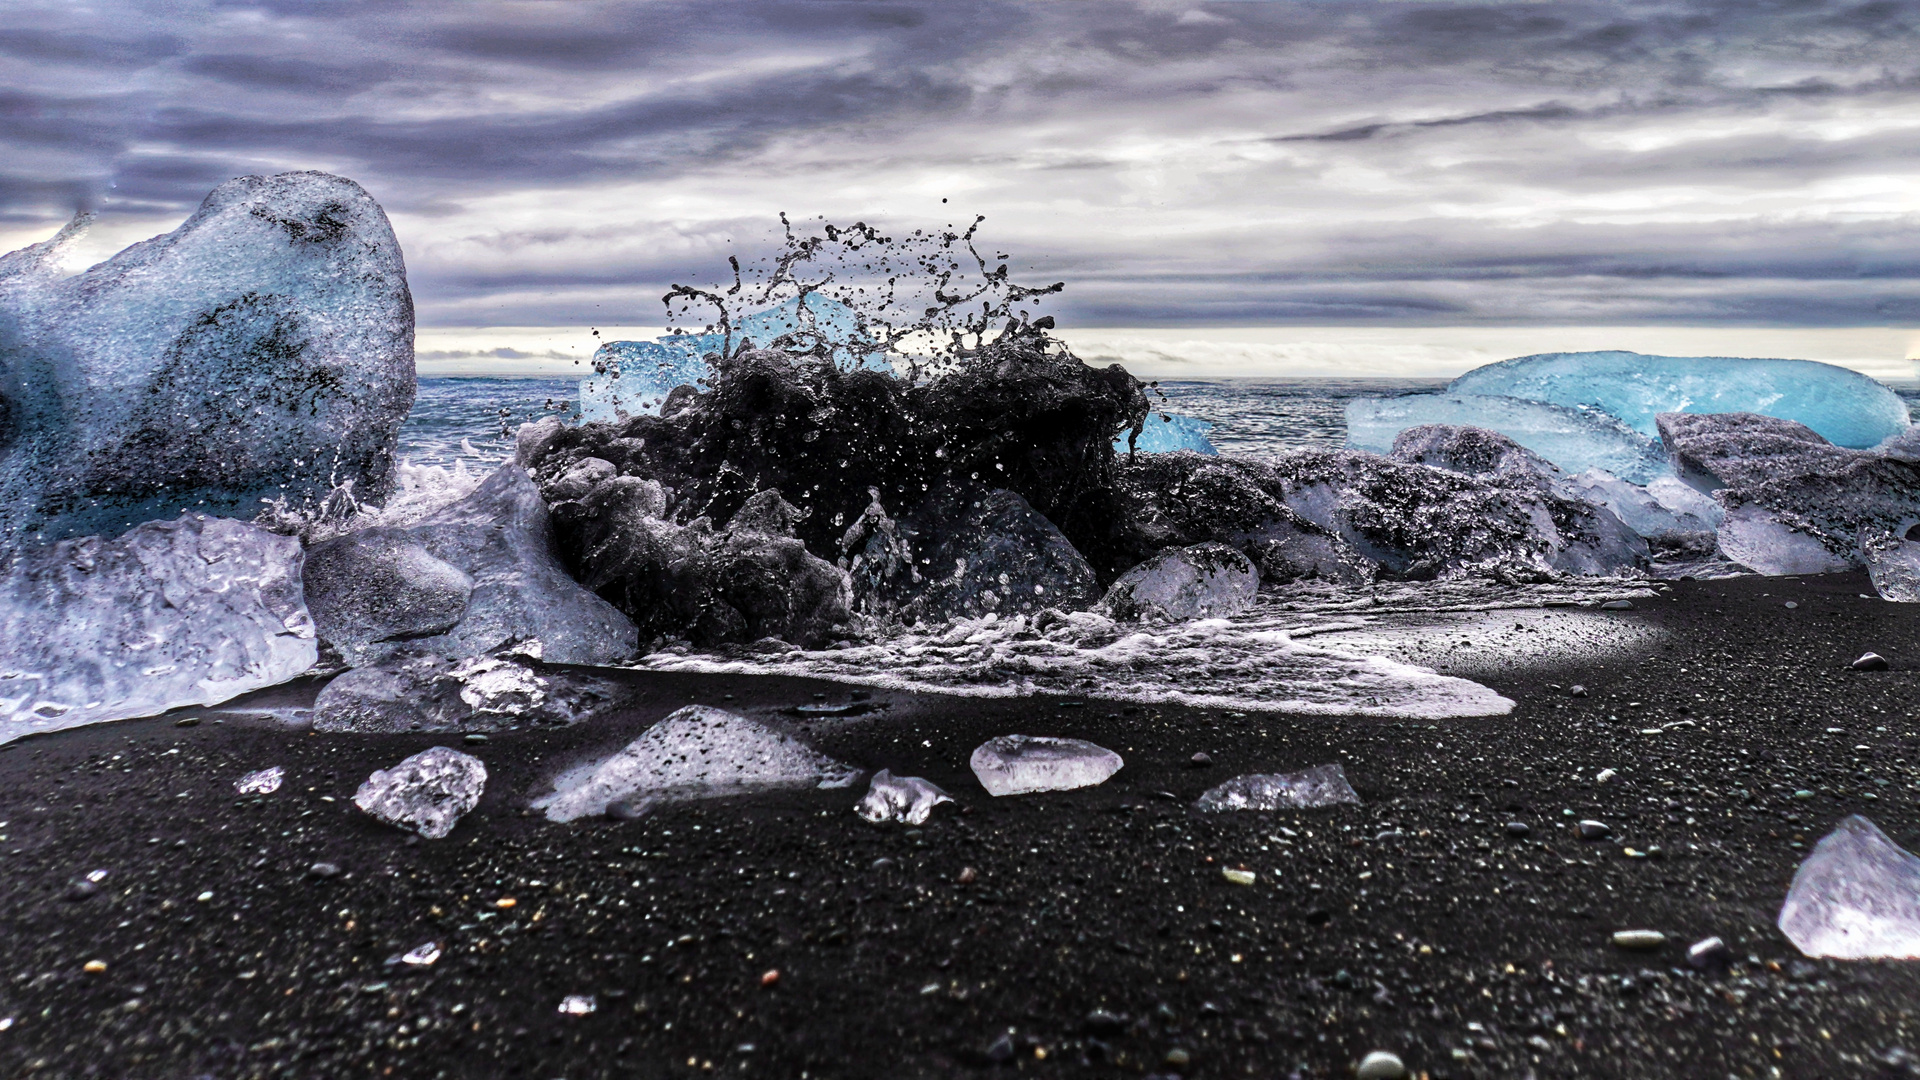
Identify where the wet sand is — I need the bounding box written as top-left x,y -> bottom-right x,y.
2,571 -> 1917,1078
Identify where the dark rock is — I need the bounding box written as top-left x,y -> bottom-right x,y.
1852,652 -> 1891,672
1686,935 -> 1732,971
1601,599 -> 1634,611
1577,820 -> 1612,840
1505,821 -> 1530,837
1186,752 -> 1213,769
1084,1009 -> 1128,1036
65,879 -> 99,901
308,862 -> 341,879
1103,542 -> 1259,621
1570,685 -> 1589,698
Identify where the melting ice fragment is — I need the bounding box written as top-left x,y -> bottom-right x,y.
1195,764 -> 1360,812
1862,532 -> 1920,602
353,746 -> 487,840
1346,394 -> 1672,484
969,735 -> 1123,797
234,767 -> 285,796
1778,815 -> 1920,959
1117,413 -> 1219,455
855,770 -> 953,825
1103,542 -> 1259,621
533,705 -> 858,823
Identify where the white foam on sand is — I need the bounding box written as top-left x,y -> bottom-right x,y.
635,579 -> 1662,719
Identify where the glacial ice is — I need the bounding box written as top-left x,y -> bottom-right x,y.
353,746 -> 487,840
1450,350 -> 1910,449
580,294 -> 886,423
313,653 -> 620,733
1103,542 -> 1259,621
0,514 -> 316,743
1117,413 -> 1219,455
1862,531 -> 1920,602
969,735 -> 1123,796
533,705 -> 859,823
1195,764 -> 1360,812
1715,503 -> 1852,576
1777,815 -> 1920,959
855,769 -> 954,825
1346,393 -> 1671,484
303,530 -> 473,666
0,172 -> 414,547
234,767 -> 285,795
1566,470 -> 1723,543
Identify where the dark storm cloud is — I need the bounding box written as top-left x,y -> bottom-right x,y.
0,0 -> 1914,328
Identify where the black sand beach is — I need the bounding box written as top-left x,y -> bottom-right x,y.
4,570 -> 1918,1079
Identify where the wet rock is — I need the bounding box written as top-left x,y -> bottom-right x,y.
1611,929 -> 1666,950
1355,1050 -> 1407,1079
1851,652 -> 1891,672
969,735 -> 1123,797
1577,820 -> 1612,840
1504,821 -> 1530,837
1600,599 -> 1634,610
1570,684 -> 1589,698
1103,542 -> 1258,621
855,770 -> 953,825
312,653 -> 619,733
1083,1009 -> 1127,1036
533,705 -> 858,822
353,746 -> 487,840
985,1033 -> 1016,1064
1687,936 -> 1733,971
1779,815 -> 1920,959
302,529 -> 473,666
1194,764 -> 1360,812
1185,751 -> 1213,769
307,862 -> 341,879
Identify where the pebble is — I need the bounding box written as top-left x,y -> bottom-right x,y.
1221,868 -> 1256,886
1600,600 -> 1634,611
83,960 -> 107,974
1164,1048 -> 1192,1068
1355,1050 -> 1407,1079
957,866 -> 977,885
1687,936 -> 1732,970
1851,652 -> 1890,672
173,716 -> 200,728
1611,929 -> 1666,950
557,995 -> 596,1015
66,879 -> 99,901
1569,685 -> 1588,698
1594,768 -> 1617,784
1784,601 -> 1799,609
1185,751 -> 1213,768
871,857 -> 896,871
463,733 -> 489,745
1084,1009 -> 1127,1036
1576,820 -> 1611,840
760,969 -> 780,987
1503,821 -> 1529,838
308,862 -> 341,879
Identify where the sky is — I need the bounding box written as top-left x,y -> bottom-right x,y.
1,0 -> 1917,376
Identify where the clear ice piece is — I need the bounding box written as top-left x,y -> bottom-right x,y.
1568,470 -> 1724,541
855,769 -> 953,825
1778,815 -> 1920,959
400,942 -> 441,967
234,767 -> 285,795
353,746 -> 487,840
0,515 -> 316,743
558,995 -> 597,1016
969,735 -> 1123,797
1103,542 -> 1259,621
1449,350 -> 1910,450
1116,413 -> 1219,455
1346,393 -> 1671,484
1195,764 -> 1361,812
533,705 -> 859,822
1862,532 -> 1920,602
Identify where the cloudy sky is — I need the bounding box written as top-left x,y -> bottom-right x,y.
2,0 -> 1916,375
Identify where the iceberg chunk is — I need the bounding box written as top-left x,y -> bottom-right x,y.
1450,350 -> 1910,449
969,735 -> 1123,796
533,705 -> 859,822
312,653 -> 620,733
1863,531 -> 1920,602
1195,764 -> 1361,812
1568,470 -> 1724,542
1347,393 -> 1671,484
234,767 -> 286,796
1103,542 -> 1259,621
0,515 -> 316,743
1117,413 -> 1218,455
303,530 -> 473,666
1778,815 -> 1920,959
354,746 -> 487,840
855,769 -> 954,825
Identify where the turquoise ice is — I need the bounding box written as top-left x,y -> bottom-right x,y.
1346,393 -> 1672,484
1117,412 -> 1219,455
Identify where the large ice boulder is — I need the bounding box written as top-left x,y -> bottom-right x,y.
305,464 -> 639,665
0,515 -> 316,742
1449,350 -> 1910,449
1103,542 -> 1259,621
0,172 -> 415,548
1778,815 -> 1920,959
1348,393 -> 1671,484
533,705 -> 859,822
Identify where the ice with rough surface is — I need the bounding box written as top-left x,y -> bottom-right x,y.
313,653 -> 619,733
0,515 -> 316,743
1117,413 -> 1218,455
0,172 -> 414,547
1568,470 -> 1723,543
1103,542 -> 1259,621
1196,764 -> 1360,811
970,734 -> 1123,796
1449,351 -> 1910,449
855,769 -> 954,825
1863,532 -> 1920,602
1346,394 -> 1671,484
534,705 -> 858,822
234,767 -> 285,795
353,746 -> 487,840
580,294 -> 886,423
1778,815 -> 1920,959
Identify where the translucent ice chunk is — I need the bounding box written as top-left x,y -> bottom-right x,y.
234,767 -> 285,795
1116,413 -> 1219,455
1778,815 -> 1920,959
855,769 -> 953,825
399,942 -> 441,967
580,294 -> 887,423
353,746 -> 487,840
1568,470 -> 1724,540
969,735 -> 1123,796
1103,542 -> 1259,621
1863,532 -> 1920,602
1450,350 -> 1910,450
1716,504 -> 1851,576
1195,764 -> 1361,812
1346,394 -> 1671,484
0,515 -> 316,743
533,705 -> 858,822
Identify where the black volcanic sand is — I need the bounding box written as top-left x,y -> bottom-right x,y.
4,572 -> 1919,1079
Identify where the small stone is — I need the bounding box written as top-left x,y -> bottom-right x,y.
1594,768 -> 1617,783
957,866 -> 977,885
1355,1050 -> 1407,1079
1577,820 -> 1611,840
308,862 -> 341,879
1686,936 -> 1732,970
985,1033 -> 1016,1064
66,880 -> 99,901
760,969 -> 779,987
400,942 -> 440,967
1611,929 -> 1666,950
1793,789 -> 1815,801
1222,868 -> 1256,886
871,857 -> 896,871
83,960 -> 107,974
463,733 -> 489,745
195,890 -> 213,902
1852,652 -> 1891,672
1504,822 -> 1530,838
173,716 -> 200,728
1569,685 -> 1588,698
495,897 -> 516,908
1084,1009 -> 1127,1036
1784,601 -> 1799,609
1164,1048 -> 1192,1069
1185,752 -> 1213,769
1600,600 -> 1634,611
557,995 -> 596,1015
